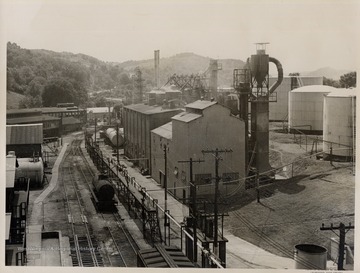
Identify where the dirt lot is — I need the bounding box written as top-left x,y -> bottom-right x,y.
222,123 -> 355,262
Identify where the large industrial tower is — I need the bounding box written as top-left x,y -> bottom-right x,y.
234,43 -> 283,175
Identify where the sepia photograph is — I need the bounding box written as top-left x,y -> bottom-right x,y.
1,0 -> 358,272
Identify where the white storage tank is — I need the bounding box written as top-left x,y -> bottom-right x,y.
15,157 -> 44,187
323,88 -> 356,159
269,76 -> 323,121
289,85 -> 337,133
294,244 -> 327,270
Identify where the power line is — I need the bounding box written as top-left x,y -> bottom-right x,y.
202,148 -> 232,258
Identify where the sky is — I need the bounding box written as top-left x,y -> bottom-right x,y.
1,0 -> 359,74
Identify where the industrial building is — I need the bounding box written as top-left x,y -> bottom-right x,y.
123,101 -> 182,172
87,107 -> 114,124
323,88 -> 356,159
5,153 -> 30,265
288,85 -> 338,133
6,124 -> 43,158
6,124 -> 45,187
268,76 -> 323,121
7,106 -> 86,137
151,100 -> 245,198
7,109 -> 61,137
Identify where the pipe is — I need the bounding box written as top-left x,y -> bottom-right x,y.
269,57 -> 283,94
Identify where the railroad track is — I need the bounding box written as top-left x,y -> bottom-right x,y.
100,212 -> 140,267
71,135 -> 140,267
61,138 -> 104,267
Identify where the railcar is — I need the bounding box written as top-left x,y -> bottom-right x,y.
92,173 -> 116,211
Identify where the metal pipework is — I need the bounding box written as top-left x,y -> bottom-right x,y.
269,56 -> 283,94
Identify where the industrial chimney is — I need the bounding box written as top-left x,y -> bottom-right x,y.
209,59 -> 219,100
154,50 -> 160,89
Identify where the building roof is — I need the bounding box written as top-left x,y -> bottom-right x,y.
326,88 -> 357,98
7,108 -> 42,115
87,107 -> 113,114
185,100 -> 217,110
270,76 -> 324,79
6,124 -> 43,145
7,107 -> 85,114
148,85 -> 181,94
124,103 -> 181,115
7,115 -> 60,124
6,155 -> 16,188
291,85 -> 337,93
172,112 -> 202,123
148,90 -> 166,94
43,107 -> 85,112
151,122 -> 173,139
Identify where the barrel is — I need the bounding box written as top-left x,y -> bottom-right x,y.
294,244 -> 327,270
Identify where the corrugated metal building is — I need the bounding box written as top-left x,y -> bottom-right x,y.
151,100 -> 246,198
7,115 -> 61,138
6,124 -> 43,158
7,106 -> 86,137
269,76 -> 323,121
123,103 -> 182,172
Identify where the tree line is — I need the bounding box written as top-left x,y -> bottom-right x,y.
7,42 -> 141,108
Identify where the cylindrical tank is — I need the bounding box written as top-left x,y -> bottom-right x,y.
94,178 -> 115,201
323,89 -> 356,159
106,128 -> 124,147
225,94 -> 239,116
294,244 -> 327,270
289,85 -> 337,133
15,157 -> 44,186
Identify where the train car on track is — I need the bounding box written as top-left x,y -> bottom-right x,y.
105,128 -> 124,147
92,173 -> 117,211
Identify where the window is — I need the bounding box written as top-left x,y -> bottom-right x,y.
222,172 -> 239,184
195,173 -> 212,185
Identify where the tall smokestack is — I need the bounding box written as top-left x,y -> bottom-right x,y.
154,50 -> 160,89
209,59 -> 218,100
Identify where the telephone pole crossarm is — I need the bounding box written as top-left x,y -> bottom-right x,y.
201,148 -> 233,257
178,157 -> 205,263
320,222 -> 354,270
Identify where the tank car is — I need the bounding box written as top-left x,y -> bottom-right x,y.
92,173 -> 116,211
105,128 -> 124,147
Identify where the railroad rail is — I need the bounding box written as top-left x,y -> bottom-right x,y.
61,138 -> 103,267
73,135 -> 140,267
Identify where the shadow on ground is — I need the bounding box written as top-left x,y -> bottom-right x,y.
221,174 -> 309,213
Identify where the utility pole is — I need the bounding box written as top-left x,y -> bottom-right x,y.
163,145 -> 169,245
202,148 -> 232,256
320,222 -> 354,270
178,158 -> 205,263
116,120 -> 120,164
94,118 -> 97,146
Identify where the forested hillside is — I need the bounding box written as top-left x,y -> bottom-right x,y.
7,42 -> 245,109
7,42 -> 132,108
